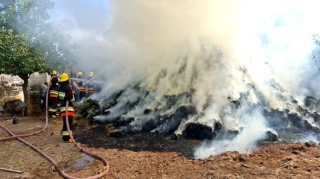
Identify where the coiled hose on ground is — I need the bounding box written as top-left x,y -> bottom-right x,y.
0,77 -> 110,179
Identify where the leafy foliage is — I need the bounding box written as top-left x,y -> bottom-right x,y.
0,0 -> 75,115
0,0 -> 54,35
0,29 -> 48,77
0,0 -> 75,73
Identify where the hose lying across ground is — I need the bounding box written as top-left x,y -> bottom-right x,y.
0,77 -> 110,179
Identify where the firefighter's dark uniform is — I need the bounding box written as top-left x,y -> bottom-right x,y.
86,72 -> 95,98
58,73 -> 75,141
48,73 -> 59,118
78,76 -> 86,101
86,80 -> 95,97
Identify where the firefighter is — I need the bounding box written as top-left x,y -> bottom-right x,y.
76,71 -> 86,102
48,70 -> 59,118
86,72 -> 95,97
58,73 -> 76,141
39,82 -> 48,111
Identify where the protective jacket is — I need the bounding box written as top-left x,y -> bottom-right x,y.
48,76 -> 59,117
58,82 -> 74,116
86,77 -> 95,97
77,76 -> 86,100
58,81 -> 74,141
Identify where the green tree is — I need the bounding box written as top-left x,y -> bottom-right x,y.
0,0 -> 75,115
0,0 -> 75,71
0,0 -> 53,34
0,29 -> 48,105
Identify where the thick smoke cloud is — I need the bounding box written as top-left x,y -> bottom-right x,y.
50,0 -> 320,158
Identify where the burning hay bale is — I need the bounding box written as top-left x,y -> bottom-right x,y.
288,113 -> 312,131
287,113 -> 320,133
78,98 -> 110,123
264,131 -> 278,142
149,105 -> 197,135
304,96 -> 317,110
263,109 -> 289,129
310,112 -> 320,123
75,81 -> 320,146
226,129 -> 240,139
79,99 -> 99,118
141,115 -> 164,132
214,120 -> 223,131
182,123 -> 216,140
114,117 -> 134,127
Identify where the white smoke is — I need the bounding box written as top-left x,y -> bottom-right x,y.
49,0 -> 320,158
302,133 -> 319,145
194,108 -> 272,159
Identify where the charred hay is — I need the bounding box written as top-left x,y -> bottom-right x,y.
182,123 -> 216,140
76,93 -> 320,142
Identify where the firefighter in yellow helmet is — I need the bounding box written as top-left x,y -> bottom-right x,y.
48,70 -> 59,118
86,72 -> 95,97
58,73 -> 76,141
75,71 -> 85,102
51,70 -> 57,75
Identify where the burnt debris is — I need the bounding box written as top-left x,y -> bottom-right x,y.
76,91 -> 320,142
182,123 -> 215,140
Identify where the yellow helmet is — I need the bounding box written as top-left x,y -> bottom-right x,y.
77,71 -> 82,77
89,72 -> 94,77
59,73 -> 69,82
51,70 -> 57,75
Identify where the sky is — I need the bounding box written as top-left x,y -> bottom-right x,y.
48,0 -> 320,159
48,0 -> 112,75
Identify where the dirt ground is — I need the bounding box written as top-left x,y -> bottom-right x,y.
1,115 -> 320,179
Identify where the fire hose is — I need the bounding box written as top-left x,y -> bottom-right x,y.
0,76 -> 110,179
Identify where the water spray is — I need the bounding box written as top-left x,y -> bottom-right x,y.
83,67 -> 108,86
72,81 -> 80,90
69,78 -> 88,82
